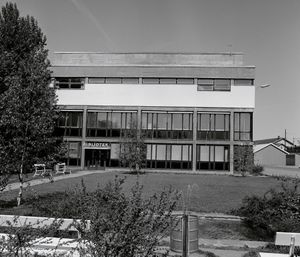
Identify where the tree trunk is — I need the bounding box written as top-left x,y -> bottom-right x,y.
17,163 -> 24,206
17,122 -> 28,206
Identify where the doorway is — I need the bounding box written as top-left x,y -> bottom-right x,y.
85,149 -> 110,169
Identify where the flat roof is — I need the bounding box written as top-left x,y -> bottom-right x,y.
52,52 -> 253,67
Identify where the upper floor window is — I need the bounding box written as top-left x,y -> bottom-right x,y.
197,79 -> 231,91
56,111 -> 83,137
142,78 -> 195,85
55,78 -> 84,89
233,79 -> 254,86
141,112 -> 193,139
88,77 -> 139,84
234,112 -> 252,141
86,111 -> 137,138
197,113 -> 230,140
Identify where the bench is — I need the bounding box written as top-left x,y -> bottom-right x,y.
33,164 -> 47,177
55,162 -> 72,175
259,232 -> 300,257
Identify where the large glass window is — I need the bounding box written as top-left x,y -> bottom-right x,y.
86,111 -> 137,138
196,145 -> 229,171
234,112 -> 252,141
141,112 -> 193,140
110,143 -> 121,167
146,144 -> 192,170
65,142 -> 81,166
197,113 -> 230,140
56,111 -> 83,137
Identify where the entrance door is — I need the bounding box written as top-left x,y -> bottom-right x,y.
85,149 -> 110,169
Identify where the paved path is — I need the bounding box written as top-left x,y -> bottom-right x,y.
3,169 -> 110,192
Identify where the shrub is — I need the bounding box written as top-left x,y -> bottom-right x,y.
242,251 -> 259,257
234,145 -> 254,176
234,178 -> 300,240
251,164 -> 264,176
72,176 -> 179,257
30,176 -> 180,257
261,243 -> 300,256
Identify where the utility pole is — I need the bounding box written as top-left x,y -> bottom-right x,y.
285,129 -> 287,148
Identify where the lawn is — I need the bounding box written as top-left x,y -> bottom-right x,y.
0,171 -> 282,213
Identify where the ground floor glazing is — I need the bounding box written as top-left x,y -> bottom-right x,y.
64,141 -> 231,172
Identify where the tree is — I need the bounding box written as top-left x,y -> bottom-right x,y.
0,3 -> 63,205
119,120 -> 147,174
71,177 -> 179,257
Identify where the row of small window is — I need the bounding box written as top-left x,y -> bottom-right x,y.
54,77 -> 254,89
56,111 -> 252,141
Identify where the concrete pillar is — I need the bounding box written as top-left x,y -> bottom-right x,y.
192,108 -> 197,171
229,110 -> 234,174
137,107 -> 142,138
81,106 -> 87,169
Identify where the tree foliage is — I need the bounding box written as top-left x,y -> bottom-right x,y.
0,3 -> 64,204
119,120 -> 147,173
29,177 -> 179,257
234,145 -> 254,176
73,177 -> 179,257
0,216 -> 64,257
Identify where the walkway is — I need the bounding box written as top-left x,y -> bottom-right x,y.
2,169 -> 110,192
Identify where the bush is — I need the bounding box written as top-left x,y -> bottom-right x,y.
234,178 -> 300,240
242,251 -> 259,257
29,176 -> 180,257
260,243 -> 300,256
251,164 -> 264,176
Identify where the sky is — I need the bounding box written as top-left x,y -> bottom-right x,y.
1,0 -> 300,142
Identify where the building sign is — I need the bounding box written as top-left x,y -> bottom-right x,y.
83,142 -> 111,149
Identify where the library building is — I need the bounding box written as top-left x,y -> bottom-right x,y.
51,52 -> 255,173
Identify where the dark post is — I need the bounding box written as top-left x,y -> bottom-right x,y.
182,214 -> 189,257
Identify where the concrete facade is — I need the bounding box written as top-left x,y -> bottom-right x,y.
51,52 -> 255,173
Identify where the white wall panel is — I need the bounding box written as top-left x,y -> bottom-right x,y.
56,84 -> 255,108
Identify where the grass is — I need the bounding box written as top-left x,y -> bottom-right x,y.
198,219 -> 248,240
0,171 -> 282,213
0,172 -> 285,241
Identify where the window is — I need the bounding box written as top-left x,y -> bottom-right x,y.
197,79 -> 231,91
56,111 -> 83,137
146,144 -> 192,169
141,112 -> 193,139
66,142 -> 81,166
177,78 -> 195,84
142,78 -> 159,84
234,112 -> 252,141
122,78 -> 139,84
88,77 -> 139,84
55,78 -> 84,89
197,113 -> 230,140
196,145 -> 229,171
88,78 -> 105,84
159,78 -> 177,84
105,78 -> 122,84
233,79 -> 254,86
86,111 -> 137,138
